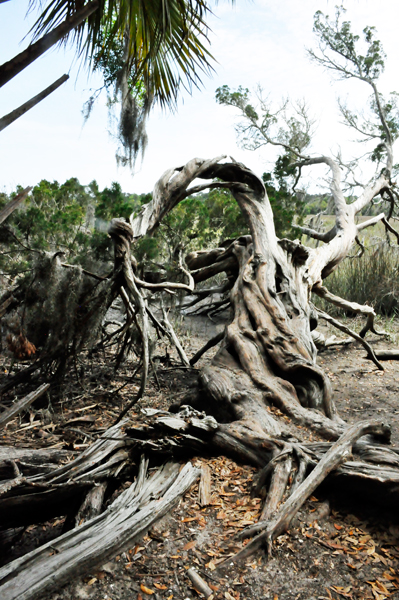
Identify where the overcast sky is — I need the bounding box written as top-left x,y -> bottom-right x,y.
1,0 -> 399,194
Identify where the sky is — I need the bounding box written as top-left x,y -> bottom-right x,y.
1,0 -> 399,195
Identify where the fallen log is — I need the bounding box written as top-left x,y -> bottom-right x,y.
0,458 -> 199,600
0,420 -> 129,527
0,447 -> 72,479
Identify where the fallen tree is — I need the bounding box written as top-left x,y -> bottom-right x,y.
1,8 -> 399,596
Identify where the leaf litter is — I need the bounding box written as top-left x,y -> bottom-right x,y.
1,315 -> 399,599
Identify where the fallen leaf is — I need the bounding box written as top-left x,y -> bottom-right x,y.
375,580 -> 390,595
154,583 -> 168,590
334,524 -> 343,530
183,540 -> 196,551
140,584 -> 154,595
87,578 -> 97,586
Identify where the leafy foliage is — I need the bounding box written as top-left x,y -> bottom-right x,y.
310,7 -> 386,82
0,178 -> 92,277
30,0 -> 214,155
0,178 -> 150,279
310,7 -> 399,172
215,85 -> 313,157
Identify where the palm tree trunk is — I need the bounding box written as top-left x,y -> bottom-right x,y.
0,0 -> 98,88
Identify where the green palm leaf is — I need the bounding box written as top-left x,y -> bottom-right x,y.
29,0 -> 214,109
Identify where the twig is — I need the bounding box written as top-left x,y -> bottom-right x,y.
160,305 -> 190,367
186,568 -> 213,598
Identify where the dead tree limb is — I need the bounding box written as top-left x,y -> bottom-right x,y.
0,187 -> 31,224
312,284 -> 385,337
316,308 -> 384,370
0,75 -> 69,132
0,383 -> 50,428
190,331 -> 224,365
0,459 -> 200,600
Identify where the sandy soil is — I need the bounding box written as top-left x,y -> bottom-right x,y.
1,312 -> 399,600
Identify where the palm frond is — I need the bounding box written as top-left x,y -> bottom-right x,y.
29,0 -> 214,110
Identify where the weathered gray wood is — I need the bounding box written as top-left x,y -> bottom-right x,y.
75,482 -> 107,527
0,421 -> 128,527
161,307 -> 190,366
0,447 -> 71,479
0,383 -> 50,428
373,349 -> 399,360
0,460 -> 200,600
198,463 -> 212,506
187,568 -> 213,598
0,187 -> 31,224
230,420 -> 390,561
260,455 -> 293,521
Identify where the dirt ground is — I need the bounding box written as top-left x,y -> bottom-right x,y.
1,311 -> 399,600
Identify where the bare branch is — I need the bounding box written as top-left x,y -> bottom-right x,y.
315,308 -> 384,370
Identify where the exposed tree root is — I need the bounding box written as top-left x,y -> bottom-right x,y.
228,420 -> 390,561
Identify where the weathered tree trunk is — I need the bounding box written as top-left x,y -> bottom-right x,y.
127,156 -> 399,551
131,158 -> 348,440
